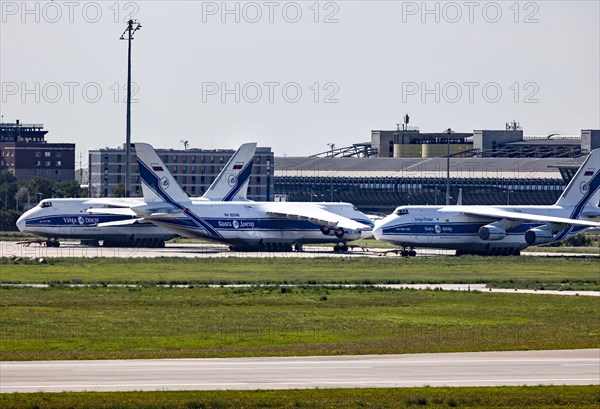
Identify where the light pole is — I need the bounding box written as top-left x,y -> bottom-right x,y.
445,128 -> 453,205
506,189 -> 513,205
120,19 -> 142,198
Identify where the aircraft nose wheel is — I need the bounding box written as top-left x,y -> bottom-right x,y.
45,239 -> 60,248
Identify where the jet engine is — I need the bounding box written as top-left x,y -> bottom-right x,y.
334,227 -> 345,238
320,226 -> 331,235
525,226 -> 553,245
478,224 -> 506,241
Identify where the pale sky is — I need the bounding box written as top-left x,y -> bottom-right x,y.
1,1 -> 599,162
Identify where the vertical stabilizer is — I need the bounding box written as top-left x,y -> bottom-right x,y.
135,143 -> 191,204
555,149 -> 600,209
203,143 -> 257,201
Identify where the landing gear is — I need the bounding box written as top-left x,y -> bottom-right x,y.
400,247 -> 416,257
45,239 -> 60,248
263,243 -> 292,252
294,244 -> 304,252
333,243 -> 349,252
81,239 -> 100,247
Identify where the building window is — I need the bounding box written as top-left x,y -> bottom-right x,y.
55,161 -> 62,166
35,151 -> 41,157
44,152 -> 51,157
56,152 -> 61,158
45,161 -> 51,166
35,161 -> 41,167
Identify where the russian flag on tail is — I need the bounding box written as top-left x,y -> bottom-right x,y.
584,170 -> 594,176
232,162 -> 244,170
151,163 -> 164,172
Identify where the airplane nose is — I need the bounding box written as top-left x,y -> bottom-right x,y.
16,213 -> 26,232
373,220 -> 385,240
373,224 -> 383,240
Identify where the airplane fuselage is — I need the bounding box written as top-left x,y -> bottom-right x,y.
17,198 -> 177,244
374,205 -> 589,255
135,201 -> 374,249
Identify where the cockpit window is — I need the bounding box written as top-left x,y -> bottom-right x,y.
395,208 -> 409,215
40,201 -> 52,208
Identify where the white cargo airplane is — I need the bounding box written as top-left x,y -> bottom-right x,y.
16,143 -> 258,247
374,149 -> 600,256
97,142 -> 374,251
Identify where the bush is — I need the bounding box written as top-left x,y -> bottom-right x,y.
0,210 -> 22,231
550,233 -> 593,247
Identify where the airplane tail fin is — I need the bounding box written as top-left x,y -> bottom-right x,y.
555,149 -> 600,210
203,143 -> 257,201
135,143 -> 191,204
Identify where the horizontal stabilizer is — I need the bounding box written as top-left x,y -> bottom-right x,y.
96,218 -> 150,228
86,208 -> 137,216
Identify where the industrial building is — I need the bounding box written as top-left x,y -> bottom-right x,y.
328,122 -> 598,160
274,125 -> 599,213
88,145 -> 274,201
0,120 -> 75,182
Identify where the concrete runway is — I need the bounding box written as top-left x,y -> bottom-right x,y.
2,241 -> 598,259
1,349 -> 598,393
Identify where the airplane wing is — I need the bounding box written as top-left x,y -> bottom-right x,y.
439,206 -> 600,228
266,206 -> 372,232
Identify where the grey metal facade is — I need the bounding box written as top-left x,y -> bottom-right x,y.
274,156 -> 584,213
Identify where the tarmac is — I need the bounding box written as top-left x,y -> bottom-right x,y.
1,349 -> 598,393
1,241 -> 598,259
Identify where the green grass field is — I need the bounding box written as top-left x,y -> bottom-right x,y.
1,386 -> 599,408
1,286 -> 598,360
1,256 -> 599,290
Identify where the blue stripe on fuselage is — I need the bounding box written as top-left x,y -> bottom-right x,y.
381,222 -> 544,236
25,214 -> 134,227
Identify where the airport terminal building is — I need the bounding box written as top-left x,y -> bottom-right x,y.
89,146 -> 275,201
274,126 -> 599,213
0,120 -> 75,182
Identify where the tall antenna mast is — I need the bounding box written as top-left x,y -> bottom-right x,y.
120,19 -> 142,197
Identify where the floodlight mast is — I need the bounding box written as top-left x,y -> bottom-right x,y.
120,19 -> 141,197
